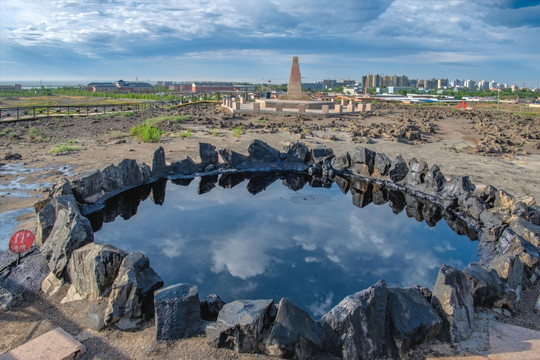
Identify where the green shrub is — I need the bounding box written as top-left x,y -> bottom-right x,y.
131,123 -> 163,143
49,143 -> 81,155
122,111 -> 136,117
28,127 -> 50,142
180,130 -> 192,138
231,126 -> 243,138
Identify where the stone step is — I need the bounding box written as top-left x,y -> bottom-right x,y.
0,327 -> 85,360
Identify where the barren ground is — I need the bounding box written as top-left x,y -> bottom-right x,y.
1,102 -> 539,359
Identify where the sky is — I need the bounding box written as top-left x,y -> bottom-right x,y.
1,0 -> 539,86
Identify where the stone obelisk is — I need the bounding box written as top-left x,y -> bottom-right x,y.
283,56 -> 309,100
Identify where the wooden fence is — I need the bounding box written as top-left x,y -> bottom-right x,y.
0,100 -> 177,122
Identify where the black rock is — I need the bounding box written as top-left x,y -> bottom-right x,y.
388,287 -> 442,358
199,143 -> 219,168
463,263 -> 506,307
265,298 -> 325,359
431,265 -> 474,343
248,140 -> 281,161
155,283 -> 202,341
285,142 -> 310,163
201,294 -> 226,321
206,299 -> 275,353
321,280 -> 396,359
389,156 -> 409,183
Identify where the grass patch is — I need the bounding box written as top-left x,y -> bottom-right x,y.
254,118 -> 268,123
49,142 -> 81,155
131,123 -> 163,143
0,128 -> 10,136
179,130 -> 192,138
145,115 -> 190,126
208,129 -> 220,137
231,126 -> 244,138
122,111 -> 136,117
28,127 -> 50,142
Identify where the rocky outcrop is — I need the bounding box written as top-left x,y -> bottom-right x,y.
431,265 -> 474,343
206,299 -> 275,353
40,202 -> 94,279
321,280 -> 395,359
199,142 -> 219,169
388,287 -> 442,358
265,298 -> 326,359
248,139 -> 281,162
71,158 -> 151,204
154,283 -> 202,341
104,252 -> 163,328
463,263 -> 507,308
66,243 -> 127,301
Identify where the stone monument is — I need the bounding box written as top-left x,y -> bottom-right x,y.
281,56 -> 310,100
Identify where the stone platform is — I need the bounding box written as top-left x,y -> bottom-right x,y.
0,327 -> 85,360
221,97 -> 372,115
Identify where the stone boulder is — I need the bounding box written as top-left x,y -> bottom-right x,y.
423,165 -> 446,194
352,146 -> 376,174
508,216 -> 540,247
154,283 -> 202,341
388,287 -> 442,358
170,157 -> 197,176
406,158 -> 428,187
199,143 -> 219,168
35,201 -> 56,246
488,253 -> 525,290
479,208 -> 508,238
67,243 -> 127,300
265,298 -> 325,359
151,146 -> 169,178
118,159 -> 150,187
71,170 -> 104,203
498,227 -> 539,270
331,152 -> 351,172
40,205 -> 94,279
463,263 -> 506,307
101,164 -> 124,193
285,142 -> 309,163
442,176 -> 476,203
431,265 -> 474,343
219,149 -> 250,168
201,294 -> 226,321
206,299 -> 274,354
310,146 -> 334,165
463,196 -> 489,221
374,152 -> 391,177
248,140 -> 281,162
389,156 -> 409,184
104,252 -> 164,328
321,280 -> 395,359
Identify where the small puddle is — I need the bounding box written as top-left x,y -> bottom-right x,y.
87,172 -> 479,318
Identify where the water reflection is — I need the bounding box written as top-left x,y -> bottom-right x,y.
88,172 -> 478,318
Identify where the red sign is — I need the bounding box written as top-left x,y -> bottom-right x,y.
9,230 -> 35,254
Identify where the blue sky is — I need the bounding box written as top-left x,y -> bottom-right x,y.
1,0 -> 539,86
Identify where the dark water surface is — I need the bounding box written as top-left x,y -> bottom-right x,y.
89,173 -> 478,318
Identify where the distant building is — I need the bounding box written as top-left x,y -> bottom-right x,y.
0,84 -> 22,92
477,80 -> 489,90
464,79 -> 476,89
87,80 -> 153,92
